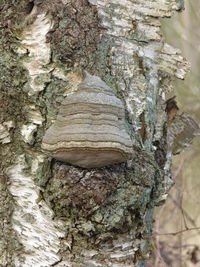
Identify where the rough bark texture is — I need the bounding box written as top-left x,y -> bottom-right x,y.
0,0 -> 189,266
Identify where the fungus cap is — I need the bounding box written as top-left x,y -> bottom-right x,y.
42,73 -> 132,168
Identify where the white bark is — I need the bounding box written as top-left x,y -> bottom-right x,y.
8,156 -> 65,267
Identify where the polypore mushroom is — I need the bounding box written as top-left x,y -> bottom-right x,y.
42,72 -> 132,168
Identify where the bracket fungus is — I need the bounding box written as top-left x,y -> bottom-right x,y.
42,72 -> 132,168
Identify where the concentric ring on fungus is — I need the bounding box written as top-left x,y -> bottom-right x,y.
42,72 -> 132,168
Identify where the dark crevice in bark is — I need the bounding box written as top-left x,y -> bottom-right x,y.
27,1 -> 35,14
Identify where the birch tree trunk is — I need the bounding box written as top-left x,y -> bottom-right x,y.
0,0 -> 189,266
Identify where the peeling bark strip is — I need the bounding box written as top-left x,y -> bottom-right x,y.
0,0 -> 193,266
8,156 -> 64,267
20,13 -> 53,95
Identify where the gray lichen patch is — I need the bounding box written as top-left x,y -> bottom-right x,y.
0,2 -> 31,168
42,148 -> 161,261
0,175 -> 23,267
44,160 -> 154,229
44,163 -> 123,218
0,0 -> 35,34
41,152 -> 162,265
0,50 -> 28,125
37,77 -> 69,124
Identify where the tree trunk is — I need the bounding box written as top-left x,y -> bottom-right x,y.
0,0 -> 189,266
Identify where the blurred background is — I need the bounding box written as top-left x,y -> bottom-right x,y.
148,1 -> 200,266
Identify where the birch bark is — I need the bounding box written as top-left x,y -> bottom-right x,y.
0,0 -> 189,266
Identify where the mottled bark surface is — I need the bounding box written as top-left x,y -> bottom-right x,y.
0,0 -> 189,266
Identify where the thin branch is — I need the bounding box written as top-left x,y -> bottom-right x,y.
155,227 -> 200,236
